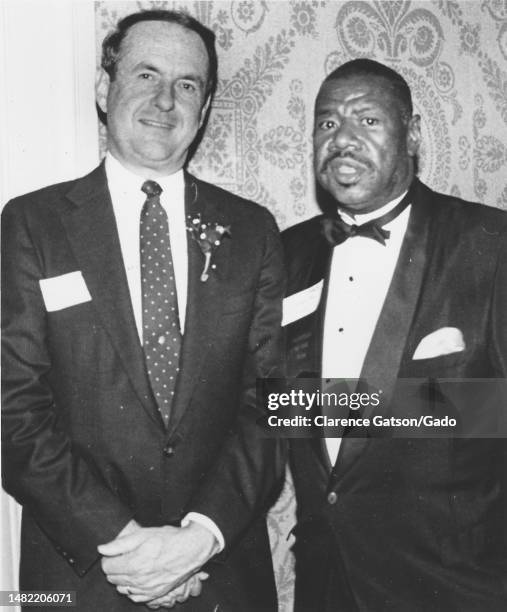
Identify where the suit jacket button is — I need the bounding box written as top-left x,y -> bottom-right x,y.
163,445 -> 175,457
327,491 -> 338,505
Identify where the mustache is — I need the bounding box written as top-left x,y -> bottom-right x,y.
321,151 -> 370,172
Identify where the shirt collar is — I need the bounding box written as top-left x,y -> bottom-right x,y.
105,152 -> 184,198
338,190 -> 409,227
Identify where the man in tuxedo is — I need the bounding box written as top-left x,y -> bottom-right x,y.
2,10 -> 285,611
283,59 -> 507,611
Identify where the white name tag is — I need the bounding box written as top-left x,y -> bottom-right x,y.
282,280 -> 323,327
39,271 -> 92,312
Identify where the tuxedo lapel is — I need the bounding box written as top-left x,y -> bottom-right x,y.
286,225 -> 332,379
286,226 -> 333,472
360,180 -> 433,406
168,174 -> 231,433
60,164 -> 160,425
297,228 -> 331,289
336,180 -> 434,478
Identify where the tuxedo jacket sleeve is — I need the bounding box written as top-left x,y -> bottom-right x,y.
1,183 -> 135,574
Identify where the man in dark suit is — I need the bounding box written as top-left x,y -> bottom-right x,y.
283,59 -> 507,611
2,10 -> 285,611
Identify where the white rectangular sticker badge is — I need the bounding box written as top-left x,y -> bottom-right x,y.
282,280 -> 323,327
39,271 -> 92,312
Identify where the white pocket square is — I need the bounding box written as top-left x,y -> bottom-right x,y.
412,327 -> 465,360
39,271 -> 92,312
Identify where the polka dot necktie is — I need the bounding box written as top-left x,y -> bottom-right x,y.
140,180 -> 181,426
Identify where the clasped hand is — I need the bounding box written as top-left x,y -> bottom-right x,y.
98,521 -> 218,607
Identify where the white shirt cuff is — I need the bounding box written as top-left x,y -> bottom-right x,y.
181,512 -> 225,553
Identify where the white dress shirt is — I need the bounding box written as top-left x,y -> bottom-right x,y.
106,153 -> 188,336
322,192 -> 411,464
105,153 -> 224,550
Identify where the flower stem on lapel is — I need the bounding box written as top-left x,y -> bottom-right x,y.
186,214 -> 231,282
201,252 -> 212,282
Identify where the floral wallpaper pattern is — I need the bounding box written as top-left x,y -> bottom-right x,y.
96,2 -> 507,609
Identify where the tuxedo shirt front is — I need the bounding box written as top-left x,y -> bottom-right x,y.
322,192 -> 409,463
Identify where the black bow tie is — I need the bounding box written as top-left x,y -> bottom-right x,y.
322,185 -> 414,247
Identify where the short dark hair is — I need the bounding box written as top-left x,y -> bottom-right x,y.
101,9 -> 218,97
323,58 -> 413,121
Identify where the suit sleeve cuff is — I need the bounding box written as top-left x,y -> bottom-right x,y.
181,512 -> 225,553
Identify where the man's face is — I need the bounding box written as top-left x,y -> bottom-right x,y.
313,74 -> 420,214
100,21 -> 210,176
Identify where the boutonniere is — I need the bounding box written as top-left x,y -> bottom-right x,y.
186,213 -> 231,281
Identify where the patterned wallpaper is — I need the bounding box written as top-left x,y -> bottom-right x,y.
95,1 -> 507,609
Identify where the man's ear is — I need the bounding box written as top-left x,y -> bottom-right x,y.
96,68 -> 110,115
406,114 -> 421,157
199,95 -> 212,129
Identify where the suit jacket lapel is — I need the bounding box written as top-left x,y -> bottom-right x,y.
336,179 -> 433,478
168,174 -> 231,433
60,164 -> 160,425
